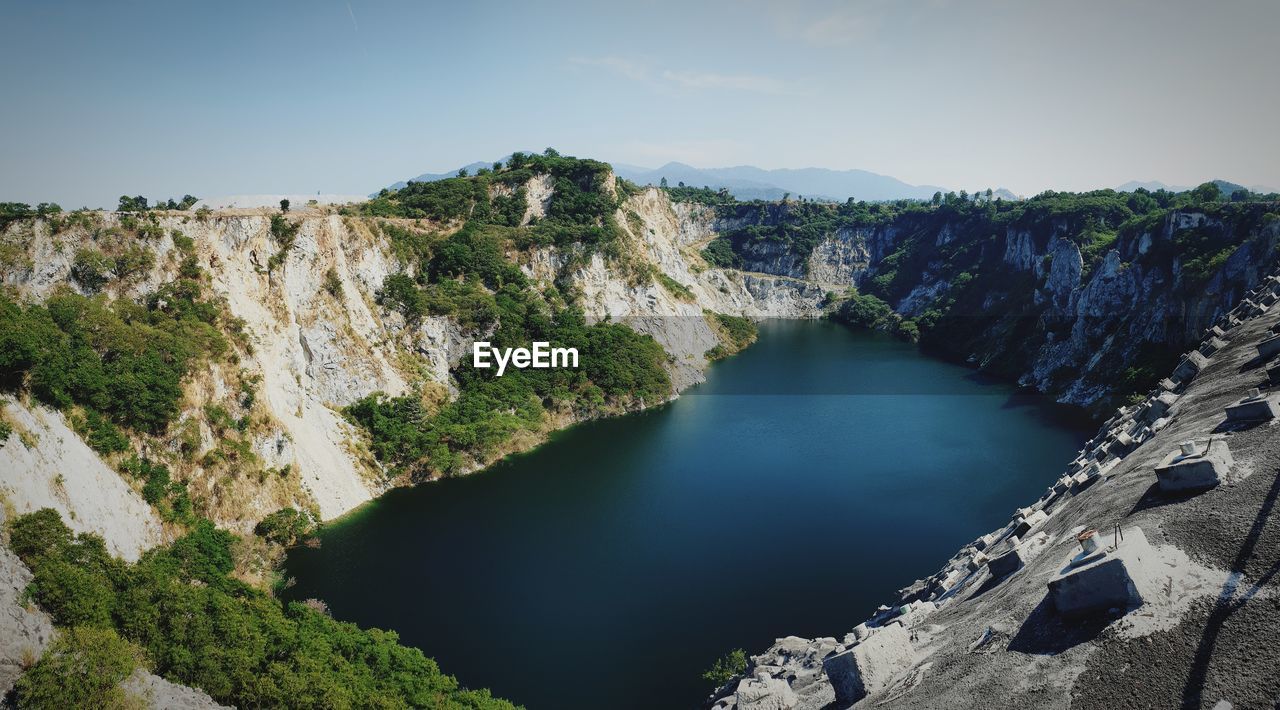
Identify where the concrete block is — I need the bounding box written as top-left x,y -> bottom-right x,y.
822,622 -> 914,705
1147,392 -> 1179,421
1199,336 -> 1227,356
1209,325 -> 1227,339
988,546 -> 1025,577
1172,351 -> 1208,383
1267,361 -> 1280,386
734,672 -> 798,710
1013,510 -> 1049,537
1048,527 -> 1159,617
1224,389 -> 1280,422
1154,440 -> 1232,493
1071,467 -> 1102,493
967,552 -> 988,572
1107,433 -> 1134,458
1257,334 -> 1280,360
1159,377 -> 1178,392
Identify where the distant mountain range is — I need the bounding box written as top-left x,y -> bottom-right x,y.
383,158 -> 987,202
609,162 -> 962,202
1117,179 -> 1278,195
380,159 -> 1277,204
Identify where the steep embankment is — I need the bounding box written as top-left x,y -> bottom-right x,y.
708,271 -> 1280,708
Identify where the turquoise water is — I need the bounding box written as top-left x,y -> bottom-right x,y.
283,320 -> 1089,708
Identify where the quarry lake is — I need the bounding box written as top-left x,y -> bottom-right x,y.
283,319 -> 1091,709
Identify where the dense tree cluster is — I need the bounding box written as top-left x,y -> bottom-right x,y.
0,281 -> 226,437
9,509 -> 516,709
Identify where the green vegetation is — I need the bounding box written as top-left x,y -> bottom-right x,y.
117,195 -> 199,212
656,272 -> 695,301
254,507 -> 317,546
347,306 -> 669,477
322,267 -> 344,300
267,214 -> 300,270
0,277 -> 228,435
15,626 -> 144,710
9,509 -> 516,709
661,183 -> 737,206
701,648 -> 747,687
119,456 -> 195,524
1,202 -> 64,228
705,313 -> 758,361
830,290 -> 919,342
342,152 -> 675,478
356,149 -> 626,256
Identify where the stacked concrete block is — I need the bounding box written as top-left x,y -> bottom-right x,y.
732,671 -> 798,710
822,622 -> 914,705
987,545 -> 1026,577
1267,361 -> 1280,386
1257,333 -> 1280,360
1172,350 -> 1209,383
1048,527 -> 1160,617
1147,392 -> 1179,421
1013,510 -> 1049,538
1154,440 -> 1233,492
1199,336 -> 1227,357
1224,388 -> 1280,422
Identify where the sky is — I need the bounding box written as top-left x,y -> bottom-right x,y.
2,0 -> 1278,208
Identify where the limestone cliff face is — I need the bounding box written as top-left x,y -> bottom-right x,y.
707,203 -> 1280,410
0,183 -> 825,544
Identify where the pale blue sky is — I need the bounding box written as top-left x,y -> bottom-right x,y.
2,0 -> 1277,207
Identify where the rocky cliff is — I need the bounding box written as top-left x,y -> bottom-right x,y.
0,182 -> 824,543
705,195 -> 1280,412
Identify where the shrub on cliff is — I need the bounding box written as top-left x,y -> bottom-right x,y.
10,509 -> 518,710
15,626 -> 144,710
0,280 -> 227,435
